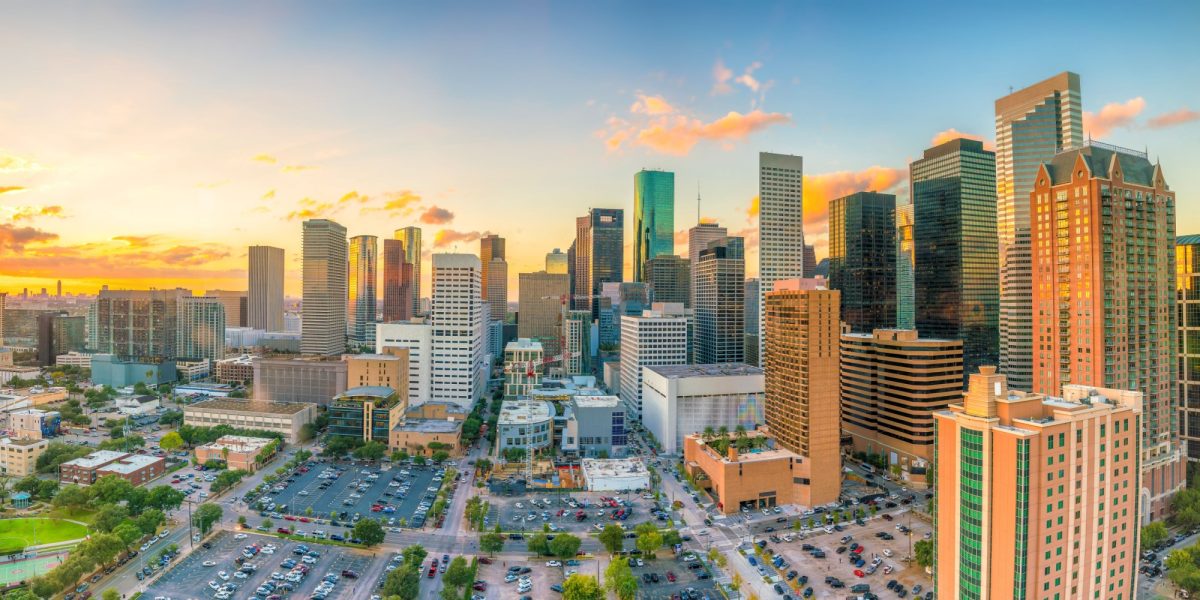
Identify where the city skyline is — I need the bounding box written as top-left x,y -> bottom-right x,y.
2,2 -> 1198,299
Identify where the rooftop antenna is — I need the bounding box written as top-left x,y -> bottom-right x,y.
696,182 -> 701,224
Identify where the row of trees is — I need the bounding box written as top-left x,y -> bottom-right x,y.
380,545 -> 431,599
176,423 -> 283,447
526,531 -> 582,558
210,469 -> 250,494
597,523 -> 681,557
53,474 -> 184,517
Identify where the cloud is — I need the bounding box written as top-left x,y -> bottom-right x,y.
364,190 -> 423,216
0,223 -> 59,251
7,205 -> 66,222
286,197 -> 337,221
0,186 -> 26,195
0,153 -> 44,173
930,128 -> 994,150
338,191 -> 368,204
630,94 -> 675,115
1148,107 -> 1200,129
0,237 -> 240,283
160,244 -> 231,266
699,216 -> 718,225
113,235 -> 157,247
194,180 -> 229,189
1083,97 -> 1145,138
433,229 -> 487,247
281,164 -> 319,173
261,189 -> 276,201
419,206 -> 455,225
735,61 -> 763,92
252,154 -> 277,164
674,229 -> 689,247
614,110 -> 790,156
711,59 -> 734,95
746,195 -> 760,221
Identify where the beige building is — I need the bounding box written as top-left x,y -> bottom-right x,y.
683,430 -> 810,514
194,435 -> 277,472
763,279 -> 841,506
935,367 -> 1141,600
389,419 -> 463,456
204,289 -> 247,328
0,437 -> 48,477
215,354 -> 255,385
503,338 -> 544,398
184,398 -> 318,443
517,271 -> 568,358
346,352 -> 410,410
840,329 -> 962,483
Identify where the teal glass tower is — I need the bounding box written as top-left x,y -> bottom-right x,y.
633,169 -> 675,282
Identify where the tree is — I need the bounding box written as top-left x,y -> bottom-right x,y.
599,524 -> 624,555
4,589 -> 41,600
480,527 -> 504,555
53,485 -> 90,515
661,529 -> 682,548
1142,522 -> 1170,550
549,533 -> 582,559
604,558 -> 638,600
299,423 -> 318,442
352,440 -> 388,461
412,455 -> 427,466
914,539 -> 934,569
635,525 -> 662,557
382,564 -> 421,600
526,533 -> 550,556
262,518 -> 273,530
237,515 -> 247,528
193,503 -> 223,534
401,544 -> 428,567
93,505 -> 131,533
102,589 -> 119,600
113,522 -> 143,548
146,485 -> 185,512
562,574 -> 604,600
135,509 -> 165,535
443,556 -> 472,588
431,450 -> 450,464
353,518 -> 386,546
730,572 -> 743,592
159,431 -> 184,452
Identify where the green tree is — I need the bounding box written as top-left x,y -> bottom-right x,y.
146,485 -> 185,512
442,556 -> 472,588
635,524 -> 662,557
526,533 -> 550,556
135,508 -> 165,535
604,559 -> 638,600
353,518 -> 386,546
431,450 -> 450,464
480,526 -> 504,555
93,505 -> 131,533
113,522 -> 143,548
661,529 -> 682,548
262,518 -> 273,530
5,589 -> 42,600
193,503 -> 223,534
562,574 -> 604,600
914,539 -> 935,569
159,431 -> 184,452
549,533 -> 582,559
402,544 -> 428,566
381,563 -> 422,600
352,440 -> 388,461
599,524 -> 624,555
102,589 -> 119,600
1142,521 -> 1170,550
52,484 -> 90,515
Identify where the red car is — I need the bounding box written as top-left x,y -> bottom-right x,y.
854,569 -> 865,578
371,505 -> 383,512
427,562 -> 438,578
852,547 -> 864,554
283,516 -> 296,521
276,527 -> 292,534
472,582 -> 487,591
478,557 -> 492,565
298,517 -> 310,523
666,572 -> 677,582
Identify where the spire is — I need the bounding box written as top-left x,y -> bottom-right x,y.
696,182 -> 702,225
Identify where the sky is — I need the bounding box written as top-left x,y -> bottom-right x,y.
2,1 -> 1198,299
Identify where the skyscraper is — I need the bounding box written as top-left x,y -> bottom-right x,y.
894,202 -> 915,329
36,312 -> 85,366
562,308 -> 592,376
1031,141 -> 1181,521
695,237 -> 745,365
743,278 -> 759,367
574,208 -> 624,314
177,296 -> 226,361
763,279 -> 840,506
301,219 -> 348,355
248,245 -> 285,332
94,289 -> 187,361
1179,235 -> 1200,462
518,271 -> 569,358
394,227 -> 422,317
828,191 -> 897,333
757,152 -> 805,363
486,258 -> 508,321
619,303 -> 688,421
347,235 -> 378,347
430,253 -> 485,408
688,222 -> 727,308
545,248 -> 568,275
935,367 -> 1141,600
801,244 -> 817,279
633,169 -> 674,282
382,239 -> 413,322
480,234 -> 506,318
911,138 -> 998,383
996,71 -> 1083,392
204,290 -> 247,328
643,255 -> 689,306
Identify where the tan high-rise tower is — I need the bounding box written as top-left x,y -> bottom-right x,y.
393,227 -> 422,317
248,245 -> 285,332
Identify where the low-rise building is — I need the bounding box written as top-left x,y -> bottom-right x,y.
504,339 -> 544,398
54,352 -> 93,368
0,366 -> 41,386
9,408 -> 61,440
194,435 -> 278,472
176,359 -> 210,382
97,454 -> 167,486
682,429 -> 819,514
404,401 -> 468,421
214,354 -> 256,384
496,399 -> 554,453
641,363 -> 765,454
328,386 -> 405,444
561,395 -> 627,458
89,355 -> 176,387
183,399 -> 318,443
115,394 -> 160,415
389,419 -> 463,457
0,437 -> 48,477
581,457 -> 650,491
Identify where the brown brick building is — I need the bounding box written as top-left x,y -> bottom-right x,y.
60,450 -> 166,486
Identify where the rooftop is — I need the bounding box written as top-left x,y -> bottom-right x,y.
572,395 -> 621,408
392,419 -> 463,434
336,385 -> 398,400
498,399 -> 554,424
505,338 -> 544,352
581,457 -> 650,478
187,398 -> 316,415
63,450 -> 128,469
199,435 -> 274,453
99,454 -> 163,474
0,437 -> 48,447
645,363 -> 763,378
347,353 -> 402,361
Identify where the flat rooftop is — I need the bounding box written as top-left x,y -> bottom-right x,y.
200,435 -> 274,453
505,338 -> 544,352
187,398 -> 316,415
336,385 -> 397,399
348,353 -> 402,361
63,450 -> 128,469
1,437 -> 48,447
100,454 -> 163,474
645,363 -> 763,378
581,457 -> 649,478
498,399 -> 553,424
572,395 -> 620,408
392,419 -> 463,434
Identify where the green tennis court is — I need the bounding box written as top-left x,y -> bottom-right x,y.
0,552 -> 66,586
0,518 -> 88,555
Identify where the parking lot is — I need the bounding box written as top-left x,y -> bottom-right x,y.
474,555 -> 564,599
487,490 -> 665,534
256,461 -> 446,532
626,552 -> 720,600
143,530 -> 381,600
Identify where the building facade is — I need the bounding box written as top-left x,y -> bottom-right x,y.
682,430 -> 809,514
496,399 -> 554,453
194,435 -> 277,472
619,304 -> 688,421
93,289 -> 187,361
214,354 -> 255,384
486,258 -> 508,322
430,254 -> 486,408
375,321 -> 433,407
1179,235 -> 1200,462
642,364 -> 764,454
347,235 -> 378,347
176,296 -> 226,361
695,237 -> 745,365
0,437 -> 47,477
757,152 -> 805,364
517,271 -> 568,358
248,245 -> 285,332
382,239 -> 414,323
743,278 -> 759,367
633,169 -> 675,283
394,227 -> 423,317
828,191 -> 897,333
346,353 -> 409,410
301,219 -> 349,355
36,312 -> 85,366
895,202 -> 915,329
573,208 -> 624,315
689,222 -> 728,309
204,290 -> 247,328
561,395 -> 627,458
183,398 -> 318,443
504,338 -> 544,398
545,248 -> 568,275
252,356 -> 347,405
643,255 -> 689,306
562,309 -> 592,376
328,386 -> 404,444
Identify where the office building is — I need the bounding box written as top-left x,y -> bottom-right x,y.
682,428 -> 808,514
828,191 -> 897,332
996,72 -> 1083,392
376,321 -> 433,407
248,245 -> 285,332
633,169 -> 674,282
36,312 -> 85,366
346,353 -> 409,411
744,278 -> 759,367
90,355 -> 176,387
561,395 -> 627,458
175,296 -> 226,361
935,367 -> 1140,600
695,237 -> 745,364
194,435 -> 278,472
347,235 -> 378,347
517,270 -> 568,358
1031,141 -> 1181,521
545,248 -> 568,275
214,354 -> 255,385
757,152 -> 805,363
689,222 -> 728,308
504,338 -> 544,398
642,364 -> 764,454
382,239 -> 414,322
644,255 -> 689,306
0,437 -> 47,477
252,356 -> 347,405
204,290 -> 247,328
394,227 -> 423,317
840,329 -> 962,481
911,138 -> 999,382
619,303 -> 688,421
617,282 -> 652,317
430,254 -> 486,408
496,399 -> 554,453
895,202 -> 915,329
486,258 -> 508,322
0,293 -> 5,347
562,309 -> 592,376
10,409 -> 61,441
329,386 -> 405,444
301,219 -> 348,355
184,398 -> 318,443
389,418 -> 464,457
1179,235 -> 1200,461
574,208 -> 624,314
93,289 -> 187,361
763,279 -> 840,506
802,244 -> 818,279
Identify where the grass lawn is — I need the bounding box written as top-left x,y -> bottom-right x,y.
0,518 -> 89,554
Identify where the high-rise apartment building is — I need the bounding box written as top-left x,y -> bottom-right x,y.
480,234 -> 506,320
743,278 -> 759,367
1031,141 -> 1181,520
394,227 -> 423,317
382,239 -> 413,322
895,202 -> 915,329
762,279 -> 840,506
573,209 -> 624,314
517,271 -> 569,359
644,255 -> 689,306
486,258 -> 508,322
828,191 -> 897,332
562,309 -> 592,376
695,237 -> 745,365
619,303 -> 688,421
94,289 -> 187,361
633,170 -> 674,283
840,328 -> 961,478
996,72 -> 1083,392
757,152 -> 805,363
911,138 -> 998,383
430,254 -> 485,408
177,296 -> 226,361
248,245 -> 285,332
935,367 -> 1140,600
546,248 -> 568,275
347,235 -> 378,347
36,313 -> 85,366
301,219 -> 348,355
1179,235 -> 1200,462
204,290 -> 247,328
688,222 -> 727,308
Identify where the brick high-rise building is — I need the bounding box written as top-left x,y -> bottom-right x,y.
382,239 -> 414,322
935,367 -> 1141,600
763,279 -> 840,506
1031,141 -> 1181,521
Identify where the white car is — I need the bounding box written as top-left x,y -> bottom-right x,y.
546,560 -> 562,567
202,560 -> 217,567
208,581 -> 220,590
298,491 -> 309,496
233,533 -> 248,540
217,571 -> 229,580
233,572 -> 248,579
883,549 -> 894,557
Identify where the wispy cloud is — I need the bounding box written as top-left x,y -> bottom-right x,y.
1148,107 -> 1200,129
338,191 -> 368,204
286,197 -> 337,221
0,223 -> 58,251
251,153 -> 277,164
6,205 -> 66,222
261,189 -> 276,201
364,190 -> 422,216
433,229 -> 487,247
281,164 -> 319,173
1083,97 -> 1145,138
0,153 -> 45,173
630,94 -> 675,115
711,59 -> 734,95
930,128 -> 995,151
113,235 -> 158,247
626,110 -> 791,155
0,186 -> 26,195
735,61 -> 763,92
420,206 -> 455,225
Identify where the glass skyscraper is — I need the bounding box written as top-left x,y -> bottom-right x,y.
695,236 -> 745,364
910,138 -> 998,384
393,227 -> 422,317
895,202 -> 915,329
347,235 -> 378,347
828,191 -> 897,333
633,169 -> 675,283
574,208 -> 624,315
